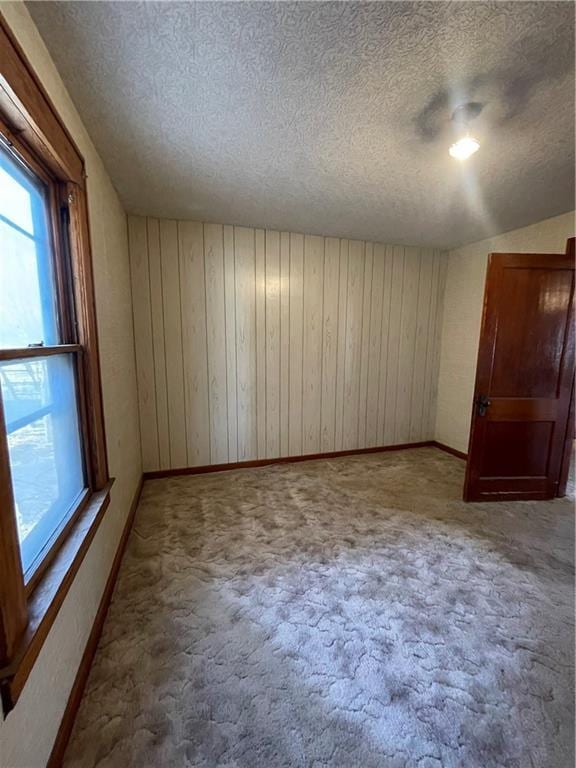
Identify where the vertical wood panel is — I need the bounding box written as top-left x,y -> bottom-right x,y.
377,247 -> 394,445
147,218 -> 170,469
334,240 -> 349,451
279,232 -> 290,456
302,235 -> 324,454
255,229 -> 266,459
395,247 -> 421,443
427,252 -> 448,438
128,216 -> 158,471
265,230 -> 281,458
204,223 -> 228,463
366,243 -> 385,447
342,240 -> 365,449
224,225 -> 238,462
179,221 -> 210,466
409,251 -> 434,440
235,227 -> 258,461
422,253 -> 441,441
160,220 -> 187,467
131,218 -> 447,468
383,246 -> 405,444
288,233 -> 304,456
320,238 -> 340,452
357,242 -> 373,447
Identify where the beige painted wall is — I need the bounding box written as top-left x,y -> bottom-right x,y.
435,210 -> 575,454
128,217 -> 447,470
0,4 -> 142,767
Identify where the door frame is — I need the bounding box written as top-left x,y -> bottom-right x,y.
557,237 -> 576,497
557,379 -> 574,497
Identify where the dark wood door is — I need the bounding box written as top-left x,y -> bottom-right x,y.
464,242 -> 575,502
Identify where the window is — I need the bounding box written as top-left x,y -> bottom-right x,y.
0,145 -> 87,579
0,16 -> 110,714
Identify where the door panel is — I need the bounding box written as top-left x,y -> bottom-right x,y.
490,268 -> 572,397
464,242 -> 575,502
480,421 -> 553,476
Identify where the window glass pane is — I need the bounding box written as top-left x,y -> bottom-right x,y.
0,354 -> 86,576
0,146 -> 59,348
0,162 -> 34,232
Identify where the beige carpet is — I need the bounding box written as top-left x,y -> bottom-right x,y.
64,447 -> 574,768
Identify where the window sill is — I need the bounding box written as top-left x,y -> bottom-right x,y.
0,480 -> 114,715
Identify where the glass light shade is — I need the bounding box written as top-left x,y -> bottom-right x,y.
449,136 -> 480,160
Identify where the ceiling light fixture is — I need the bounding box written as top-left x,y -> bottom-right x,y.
449,135 -> 480,160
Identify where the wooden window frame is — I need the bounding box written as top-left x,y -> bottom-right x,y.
0,14 -> 112,713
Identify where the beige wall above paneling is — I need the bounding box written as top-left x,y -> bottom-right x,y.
128,217 -> 447,471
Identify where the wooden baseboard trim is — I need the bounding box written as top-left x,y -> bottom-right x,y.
47,475 -> 144,768
431,441 -> 468,461
144,441 -> 438,479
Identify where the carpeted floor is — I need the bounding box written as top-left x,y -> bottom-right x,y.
64,447 -> 575,768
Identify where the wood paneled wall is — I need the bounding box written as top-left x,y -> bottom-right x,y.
128,217 -> 447,471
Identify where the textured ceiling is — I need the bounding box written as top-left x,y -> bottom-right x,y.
28,1 -> 575,248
